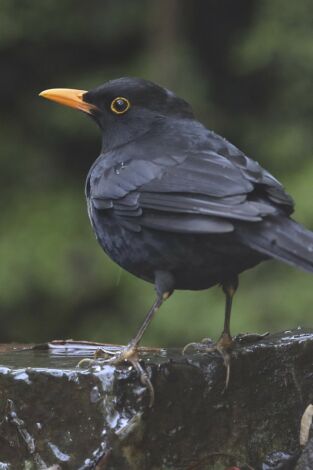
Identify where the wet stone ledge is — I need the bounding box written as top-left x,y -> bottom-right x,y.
0,330 -> 313,469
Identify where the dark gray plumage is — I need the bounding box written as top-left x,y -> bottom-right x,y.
84,78 -> 313,295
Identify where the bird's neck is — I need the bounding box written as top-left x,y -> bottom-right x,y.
100,116 -> 165,153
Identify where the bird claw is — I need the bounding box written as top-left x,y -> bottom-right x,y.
129,357 -> 155,407
183,333 -> 234,390
77,357 -> 95,368
77,345 -> 124,367
182,337 -> 215,354
97,345 -> 137,362
182,342 -> 200,355
77,344 -> 155,407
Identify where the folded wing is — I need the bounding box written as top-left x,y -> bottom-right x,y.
89,139 -> 294,234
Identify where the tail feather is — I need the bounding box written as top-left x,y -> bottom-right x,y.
237,216 -> 313,274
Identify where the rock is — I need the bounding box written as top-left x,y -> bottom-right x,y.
261,450 -> 300,469
296,437 -> 313,469
0,329 -> 312,469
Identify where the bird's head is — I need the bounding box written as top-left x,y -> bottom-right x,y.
39,77 -> 193,150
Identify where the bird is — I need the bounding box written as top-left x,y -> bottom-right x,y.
39,77 -> 313,397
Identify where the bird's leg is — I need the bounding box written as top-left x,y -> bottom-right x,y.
98,292 -> 167,361
217,280 -> 238,350
79,271 -> 174,407
183,277 -> 238,389
214,279 -> 238,388
78,294 -> 167,407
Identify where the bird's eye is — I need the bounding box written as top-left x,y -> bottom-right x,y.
110,97 -> 130,114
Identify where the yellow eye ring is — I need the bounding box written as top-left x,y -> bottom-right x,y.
110,97 -> 131,114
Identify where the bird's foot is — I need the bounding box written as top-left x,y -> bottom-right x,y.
95,343 -> 138,362
233,331 -> 269,345
183,333 -> 234,390
78,344 -> 155,407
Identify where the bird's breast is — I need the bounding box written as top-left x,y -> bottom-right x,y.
86,199 -> 265,290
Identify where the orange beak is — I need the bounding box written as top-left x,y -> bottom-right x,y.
39,88 -> 98,114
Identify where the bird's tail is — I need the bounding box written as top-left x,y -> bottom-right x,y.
237,216 -> 313,274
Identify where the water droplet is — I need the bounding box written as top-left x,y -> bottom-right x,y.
106,409 -> 119,429
13,371 -> 31,384
48,442 -> 70,462
90,386 -> 101,403
114,162 -> 127,175
0,463 -> 11,470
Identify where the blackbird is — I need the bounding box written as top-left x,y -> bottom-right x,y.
39,77 -> 313,388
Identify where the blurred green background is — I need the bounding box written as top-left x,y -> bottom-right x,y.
1,0 -> 313,346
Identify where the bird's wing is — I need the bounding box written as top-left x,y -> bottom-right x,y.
88,137 -> 294,234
